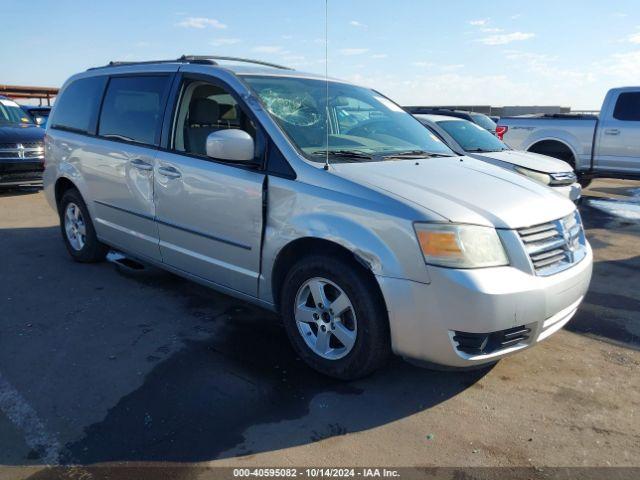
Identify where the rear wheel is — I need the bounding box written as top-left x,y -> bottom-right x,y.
280,254 -> 390,380
59,189 -> 109,262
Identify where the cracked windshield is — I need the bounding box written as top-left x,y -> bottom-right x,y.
244,76 -> 454,161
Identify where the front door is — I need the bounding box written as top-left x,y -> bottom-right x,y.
153,76 -> 265,296
595,91 -> 640,173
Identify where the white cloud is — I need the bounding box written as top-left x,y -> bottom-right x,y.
479,32 -> 535,45
210,38 -> 240,47
510,14 -> 523,20
469,19 -> 489,26
338,48 -> 369,56
252,45 -> 284,54
441,64 -> 464,71
611,12 -> 628,18
628,32 -> 640,44
350,20 -> 367,28
481,27 -> 503,33
176,17 -> 227,29
283,54 -> 305,62
599,50 -> 640,80
412,61 -> 434,67
371,53 -> 388,59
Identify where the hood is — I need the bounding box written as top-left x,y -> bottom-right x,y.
471,150 -> 573,173
0,124 -> 45,143
331,156 -> 576,229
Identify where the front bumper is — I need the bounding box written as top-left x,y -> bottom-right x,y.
552,182 -> 582,202
377,243 -> 592,368
0,167 -> 43,186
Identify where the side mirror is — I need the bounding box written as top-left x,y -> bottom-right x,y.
206,129 -> 255,162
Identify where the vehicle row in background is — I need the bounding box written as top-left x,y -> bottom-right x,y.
404,107 -> 498,135
497,87 -> 640,186
0,96 -> 44,187
21,105 -> 51,128
414,114 -> 581,201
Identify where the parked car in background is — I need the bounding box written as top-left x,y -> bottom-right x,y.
44,56 -> 592,379
404,107 -> 498,134
497,87 -> 640,186
21,105 -> 52,128
0,95 -> 45,187
490,115 -> 500,124
415,114 -> 581,201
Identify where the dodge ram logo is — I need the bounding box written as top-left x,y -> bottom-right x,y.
17,144 -> 25,159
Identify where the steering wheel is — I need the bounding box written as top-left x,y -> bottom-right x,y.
345,119 -> 401,137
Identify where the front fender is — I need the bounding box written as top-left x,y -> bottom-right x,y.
259,178 -> 431,304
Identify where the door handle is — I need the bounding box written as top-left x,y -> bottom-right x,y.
604,129 -> 620,136
130,158 -> 153,171
158,165 -> 182,179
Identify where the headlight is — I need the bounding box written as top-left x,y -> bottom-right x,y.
414,223 -> 509,268
515,166 -> 551,185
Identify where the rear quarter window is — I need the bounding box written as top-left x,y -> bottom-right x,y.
98,76 -> 170,146
50,76 -> 107,133
613,92 -> 640,121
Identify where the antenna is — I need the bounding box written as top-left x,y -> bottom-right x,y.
324,0 -> 330,171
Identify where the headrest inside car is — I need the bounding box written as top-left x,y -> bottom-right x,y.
189,98 -> 220,125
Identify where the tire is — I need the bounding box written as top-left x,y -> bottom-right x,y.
578,177 -> 592,189
59,189 -> 109,263
280,254 -> 391,380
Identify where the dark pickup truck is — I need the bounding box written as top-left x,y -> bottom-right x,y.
0,95 -> 45,187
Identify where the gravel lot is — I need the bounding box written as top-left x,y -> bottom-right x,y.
0,179 -> 639,477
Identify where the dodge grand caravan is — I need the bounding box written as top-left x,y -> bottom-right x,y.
43,56 -> 593,379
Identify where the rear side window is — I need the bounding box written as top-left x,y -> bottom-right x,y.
98,76 -> 170,146
50,76 -> 107,133
613,92 -> 640,121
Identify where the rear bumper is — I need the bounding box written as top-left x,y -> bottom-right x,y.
377,243 -> 593,368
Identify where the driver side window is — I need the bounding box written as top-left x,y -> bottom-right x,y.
173,80 -> 256,156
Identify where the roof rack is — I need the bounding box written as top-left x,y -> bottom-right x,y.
89,55 -> 293,71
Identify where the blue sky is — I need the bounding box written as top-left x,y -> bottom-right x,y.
4,0 -> 640,108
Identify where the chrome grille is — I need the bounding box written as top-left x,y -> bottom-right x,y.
518,211 -> 586,276
0,142 -> 44,160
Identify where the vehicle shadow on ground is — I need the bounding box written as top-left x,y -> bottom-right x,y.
0,186 -> 42,198
571,202 -> 640,350
0,225 -> 491,466
60,307 -> 490,464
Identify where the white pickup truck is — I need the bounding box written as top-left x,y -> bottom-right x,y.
497,87 -> 640,186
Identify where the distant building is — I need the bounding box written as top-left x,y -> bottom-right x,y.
406,105 -> 596,117
0,84 -> 59,106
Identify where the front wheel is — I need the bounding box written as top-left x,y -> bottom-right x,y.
280,254 -> 390,380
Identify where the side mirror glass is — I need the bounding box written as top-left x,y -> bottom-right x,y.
205,129 -> 255,162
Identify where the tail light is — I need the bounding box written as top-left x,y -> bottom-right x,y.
496,125 -> 508,140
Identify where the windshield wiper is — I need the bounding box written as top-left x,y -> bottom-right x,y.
465,148 -> 507,153
312,149 -> 374,161
383,150 -> 453,159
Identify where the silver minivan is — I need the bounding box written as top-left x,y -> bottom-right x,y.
44,56 -> 593,379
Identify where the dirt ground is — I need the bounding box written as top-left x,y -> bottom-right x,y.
0,179 -> 638,478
